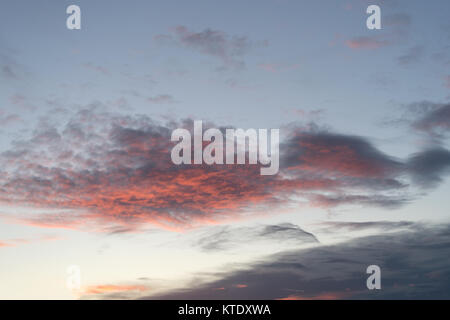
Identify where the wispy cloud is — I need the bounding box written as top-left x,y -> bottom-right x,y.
82,63 -> 110,76
155,26 -> 266,69
409,102 -> 450,141
346,13 -> 411,50
346,36 -> 390,50
445,75 -> 450,89
318,220 -> 416,232
397,45 -> 424,66
383,13 -> 411,28
196,223 -> 318,252
147,94 -> 176,104
80,284 -> 150,299
0,234 -> 62,248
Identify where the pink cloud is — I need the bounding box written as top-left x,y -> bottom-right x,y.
445,75 -> 450,89
82,284 -> 149,295
346,36 -> 389,49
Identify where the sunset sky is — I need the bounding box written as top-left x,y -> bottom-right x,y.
1,0 -> 450,299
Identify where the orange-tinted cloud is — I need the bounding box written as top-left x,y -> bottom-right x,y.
0,235 -> 61,248
82,284 -> 148,295
346,36 -> 389,49
0,110 -> 414,232
0,241 -> 12,247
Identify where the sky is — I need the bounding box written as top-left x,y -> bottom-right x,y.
0,0 -> 450,300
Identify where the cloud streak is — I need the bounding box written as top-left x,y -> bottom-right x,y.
155,26 -> 265,69
196,223 -> 319,252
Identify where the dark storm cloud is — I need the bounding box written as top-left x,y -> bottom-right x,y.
141,223 -> 450,300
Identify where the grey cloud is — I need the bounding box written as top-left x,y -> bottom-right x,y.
0,50 -> 28,81
196,223 -> 319,252
346,13 -> 412,50
156,26 -> 263,69
311,194 -> 410,210
280,130 -> 409,208
142,223 -> 450,300
1,65 -> 17,79
319,220 -> 417,232
258,223 -> 319,243
384,13 -> 412,28
410,102 -> 450,139
147,94 -> 176,104
408,148 -> 450,189
397,45 -> 424,66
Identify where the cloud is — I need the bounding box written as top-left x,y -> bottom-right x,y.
9,94 -> 35,111
80,284 -> 149,299
0,234 -> 62,248
259,223 -> 318,242
147,94 -> 175,104
141,223 -> 450,299
0,48 -> 31,81
311,194 -> 409,209
0,109 -> 447,232
155,26 -> 263,69
384,13 -> 411,28
407,148 -> 450,189
1,110 -> 331,232
82,63 -> 110,75
318,220 -> 416,232
196,223 -> 319,252
0,112 -> 21,126
280,130 -> 409,208
346,13 -> 411,50
1,65 -> 17,79
278,292 -> 351,300
397,45 -> 424,66
0,241 -> 12,248
408,102 -> 450,140
258,63 -> 300,73
346,36 -> 390,50
0,52 -> 20,80
282,131 -> 403,178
